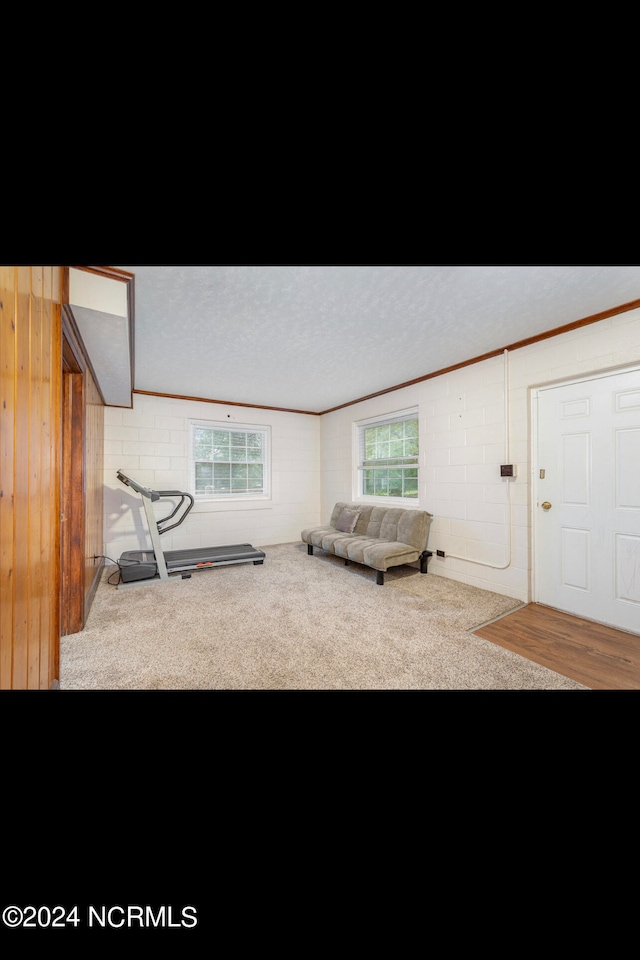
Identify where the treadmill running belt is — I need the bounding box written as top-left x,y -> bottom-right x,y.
165,544 -> 265,568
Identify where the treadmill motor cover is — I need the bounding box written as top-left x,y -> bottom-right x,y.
118,551 -> 158,582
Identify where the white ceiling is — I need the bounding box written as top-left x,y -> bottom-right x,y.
116,265 -> 640,413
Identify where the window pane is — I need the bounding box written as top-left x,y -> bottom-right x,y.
404,467 -> 418,498
213,460 -> 230,492
195,462 -> 213,493
194,429 -> 213,460
359,411 -> 419,500
405,438 -> 419,457
374,473 -> 389,495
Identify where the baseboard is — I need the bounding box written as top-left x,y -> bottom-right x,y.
85,557 -> 105,622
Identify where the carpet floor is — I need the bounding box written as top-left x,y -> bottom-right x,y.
60,542 -> 589,690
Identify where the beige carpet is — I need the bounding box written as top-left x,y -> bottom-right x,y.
60,542 -> 589,690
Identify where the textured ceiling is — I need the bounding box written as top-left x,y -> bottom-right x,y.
116,265 -> 640,413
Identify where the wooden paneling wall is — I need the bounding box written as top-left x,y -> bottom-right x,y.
84,365 -> 105,618
60,310 -> 106,636
0,267 -> 105,689
0,267 -> 62,689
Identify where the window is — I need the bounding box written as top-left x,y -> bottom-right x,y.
356,408 -> 419,501
190,420 -> 270,500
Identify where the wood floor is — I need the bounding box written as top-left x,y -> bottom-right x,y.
473,603 -> 640,690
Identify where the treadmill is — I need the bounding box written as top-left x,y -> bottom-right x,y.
116,470 -> 265,586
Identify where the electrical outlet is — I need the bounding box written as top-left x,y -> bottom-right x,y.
436,549 -> 445,558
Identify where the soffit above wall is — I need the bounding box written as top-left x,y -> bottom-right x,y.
67,267 -> 134,407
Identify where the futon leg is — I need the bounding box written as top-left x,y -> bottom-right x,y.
307,544 -> 314,555
419,550 -> 433,574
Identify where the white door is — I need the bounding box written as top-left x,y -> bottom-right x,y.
534,367 -> 640,634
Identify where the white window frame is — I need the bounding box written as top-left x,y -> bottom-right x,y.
189,419 -> 271,502
353,406 -> 420,505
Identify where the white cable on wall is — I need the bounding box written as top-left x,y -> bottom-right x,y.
442,349 -> 513,570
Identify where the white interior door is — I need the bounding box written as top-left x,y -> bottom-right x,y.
534,367 -> 640,634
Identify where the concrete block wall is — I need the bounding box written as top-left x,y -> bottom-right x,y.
103,394 -> 321,564
319,307 -> 640,602
100,308 -> 640,601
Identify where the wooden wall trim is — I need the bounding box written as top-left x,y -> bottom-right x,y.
133,389 -> 322,416
62,303 -> 107,405
60,327 -> 105,637
83,366 -> 105,623
85,560 -> 104,621
60,369 -> 85,636
62,305 -> 87,374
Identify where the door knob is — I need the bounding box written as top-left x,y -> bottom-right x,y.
541,501 -> 552,511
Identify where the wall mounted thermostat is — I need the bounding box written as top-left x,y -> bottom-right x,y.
500,464 -> 516,478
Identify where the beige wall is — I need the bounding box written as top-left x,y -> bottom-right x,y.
97,305 -> 640,604
102,393 -> 321,560
319,307 -> 640,602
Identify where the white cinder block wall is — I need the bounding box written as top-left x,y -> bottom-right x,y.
103,394 -> 321,563
102,309 -> 640,600
319,307 -> 640,602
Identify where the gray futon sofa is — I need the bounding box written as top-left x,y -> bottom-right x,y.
301,501 -> 433,585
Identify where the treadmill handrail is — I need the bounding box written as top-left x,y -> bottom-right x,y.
117,471 -> 194,534
156,492 -> 194,535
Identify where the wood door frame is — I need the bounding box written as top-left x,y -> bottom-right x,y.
60,310 -> 86,636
